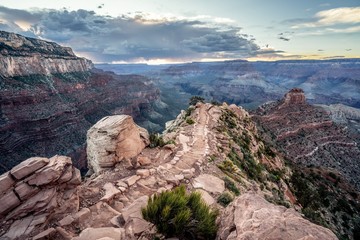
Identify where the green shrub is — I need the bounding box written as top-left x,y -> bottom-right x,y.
218,160 -> 237,173
217,192 -> 234,207
189,96 -> 205,106
149,133 -> 166,148
142,185 -> 218,239
211,100 -> 221,106
185,106 -> 195,118
186,118 -> 195,125
224,177 -> 240,196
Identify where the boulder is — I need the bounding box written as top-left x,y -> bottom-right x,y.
73,208 -> 91,223
6,188 -> 57,219
72,227 -> 124,240
0,190 -> 21,215
125,175 -> 140,186
121,195 -> 148,222
87,115 -> 149,174
10,157 -> 49,180
0,172 -> 15,194
14,182 -> 39,201
0,155 -> 81,223
3,215 -> 33,239
136,156 -> 152,166
25,155 -> 72,186
217,193 -> 338,240
193,174 -> 225,194
101,183 -> 121,202
196,189 -> 215,205
32,228 -> 56,240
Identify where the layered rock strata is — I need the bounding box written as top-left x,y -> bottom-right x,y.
0,31 -> 92,77
0,31 -> 159,173
87,115 -> 149,174
0,155 -> 81,239
253,89 -> 360,190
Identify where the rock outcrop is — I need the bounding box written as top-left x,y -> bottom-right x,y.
218,193 -> 338,240
0,31 -> 160,174
0,155 -> 81,239
87,115 -> 149,174
253,89 -> 360,191
282,88 -> 306,105
0,31 -> 92,77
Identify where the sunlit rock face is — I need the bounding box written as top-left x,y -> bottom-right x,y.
0,31 -> 159,174
0,31 -> 93,77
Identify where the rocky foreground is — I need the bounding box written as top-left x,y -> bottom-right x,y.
0,102 -> 339,239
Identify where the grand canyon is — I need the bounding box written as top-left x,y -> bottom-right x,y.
0,1 -> 360,239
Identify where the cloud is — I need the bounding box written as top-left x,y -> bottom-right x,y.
316,7 -> 360,25
278,36 -> 290,41
292,7 -> 360,29
0,6 -> 274,62
323,55 -> 345,59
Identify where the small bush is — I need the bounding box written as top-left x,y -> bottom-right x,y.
224,177 -> 240,196
189,96 -> 205,106
217,192 -> 234,207
149,133 -> 166,148
218,160 -> 237,173
186,118 -> 195,125
142,185 -> 218,239
185,106 -> 195,118
211,100 -> 221,106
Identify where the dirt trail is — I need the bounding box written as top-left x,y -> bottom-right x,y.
173,103 -> 210,171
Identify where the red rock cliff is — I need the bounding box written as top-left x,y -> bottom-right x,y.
0,31 -> 159,174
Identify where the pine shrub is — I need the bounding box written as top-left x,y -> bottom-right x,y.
141,185 -> 218,239
217,192 -> 234,207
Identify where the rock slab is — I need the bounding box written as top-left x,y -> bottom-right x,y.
217,193 -> 338,240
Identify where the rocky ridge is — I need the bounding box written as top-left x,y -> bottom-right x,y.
0,31 -> 92,78
0,31 -> 160,174
253,89 -> 360,239
253,89 -> 360,190
0,102 -> 339,239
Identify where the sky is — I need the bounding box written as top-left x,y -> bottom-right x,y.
0,0 -> 359,64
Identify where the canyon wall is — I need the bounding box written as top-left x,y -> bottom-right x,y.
0,31 -> 160,174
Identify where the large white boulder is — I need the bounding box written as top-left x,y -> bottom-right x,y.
87,115 -> 149,174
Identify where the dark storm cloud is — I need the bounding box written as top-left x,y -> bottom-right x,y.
0,7 -> 273,62
182,30 -> 259,54
0,6 -> 41,23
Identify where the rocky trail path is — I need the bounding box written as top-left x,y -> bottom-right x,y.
70,103 -> 222,239
173,103 -> 210,172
